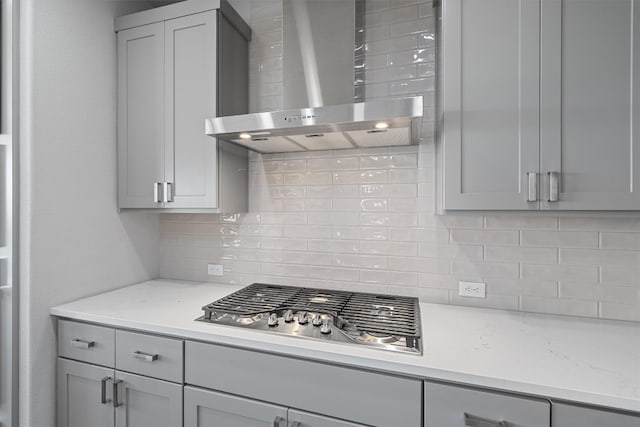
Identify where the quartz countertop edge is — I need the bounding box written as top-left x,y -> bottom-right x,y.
50,279 -> 640,414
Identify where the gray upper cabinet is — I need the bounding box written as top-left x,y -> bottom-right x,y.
116,0 -> 250,211
442,0 -> 541,210
117,22 -> 165,209
552,402 -> 640,427
540,0 -> 640,210
442,0 -> 640,211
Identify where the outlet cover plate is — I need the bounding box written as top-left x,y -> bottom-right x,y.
207,263 -> 224,276
459,281 -> 486,298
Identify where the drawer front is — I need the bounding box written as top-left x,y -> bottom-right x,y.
116,330 -> 183,383
425,382 -> 550,427
58,320 -> 115,367
185,341 -> 422,427
552,403 -> 640,427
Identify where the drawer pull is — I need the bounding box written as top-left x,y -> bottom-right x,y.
100,377 -> 112,404
132,351 -> 158,362
464,412 -> 508,427
273,416 -> 285,427
71,339 -> 95,349
112,379 -> 123,408
290,423 -> 302,427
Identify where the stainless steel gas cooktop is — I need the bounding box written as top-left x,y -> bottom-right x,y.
196,283 -> 422,354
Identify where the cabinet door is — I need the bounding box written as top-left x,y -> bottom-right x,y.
57,358 -> 114,427
164,11 -> 218,209
552,403 -> 640,427
114,371 -> 182,427
424,382 -> 550,427
540,0 -> 640,210
117,22 -> 165,209
288,409 -> 366,427
442,0 -> 540,210
184,386 -> 288,427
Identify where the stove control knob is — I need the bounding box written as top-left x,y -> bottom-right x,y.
297,311 -> 308,324
267,313 -> 278,327
283,310 -> 294,323
320,319 -> 332,335
312,314 -> 323,326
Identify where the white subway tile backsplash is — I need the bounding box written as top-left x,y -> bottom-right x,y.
521,231 -> 598,248
451,229 -> 519,245
156,2 -> 640,322
521,296 -> 599,318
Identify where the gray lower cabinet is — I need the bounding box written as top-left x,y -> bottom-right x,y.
57,358 -> 115,427
114,371 -> 182,427
184,386 -> 287,427
57,358 -> 183,427
185,340 -> 422,427
552,403 -> 640,427
424,382 -> 551,427
184,386 -> 366,427
287,409 -> 367,427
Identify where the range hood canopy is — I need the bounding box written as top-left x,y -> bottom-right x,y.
205,96 -> 423,154
205,0 -> 424,154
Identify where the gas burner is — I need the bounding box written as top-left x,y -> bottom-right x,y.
197,283 -> 422,354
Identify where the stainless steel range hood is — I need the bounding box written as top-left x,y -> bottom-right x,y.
205,0 -> 424,154
205,96 -> 423,153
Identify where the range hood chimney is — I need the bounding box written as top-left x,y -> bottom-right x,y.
205,0 -> 423,154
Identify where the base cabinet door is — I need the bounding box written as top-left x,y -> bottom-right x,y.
114,371 -> 182,427
184,386 -> 288,427
57,358 -> 115,427
552,403 -> 640,427
424,382 -> 550,427
288,409 -> 367,427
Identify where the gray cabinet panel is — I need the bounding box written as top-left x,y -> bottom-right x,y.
541,0 -> 640,210
57,358 -> 115,427
115,371 -> 182,427
185,340 -> 422,427
442,0 -> 540,210
58,319 -> 115,367
184,386 -> 288,427
164,11 -> 218,209
552,403 -> 640,427
288,409 -> 366,427
424,382 -> 550,427
117,22 -> 165,209
115,330 -> 183,383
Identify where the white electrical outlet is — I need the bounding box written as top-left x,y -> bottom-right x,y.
207,263 -> 224,276
459,281 -> 486,298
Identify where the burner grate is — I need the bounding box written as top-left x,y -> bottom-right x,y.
203,283 -> 300,316
340,293 -> 420,337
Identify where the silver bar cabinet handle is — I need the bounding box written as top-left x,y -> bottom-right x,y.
132,350 -> 158,362
153,182 -> 162,203
548,171 -> 559,202
163,182 -> 174,203
526,172 -> 537,202
273,416 -> 285,427
464,412 -> 508,427
112,379 -> 123,408
290,422 -> 302,427
100,377 -> 112,404
70,338 -> 94,349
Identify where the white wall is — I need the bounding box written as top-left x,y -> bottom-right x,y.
19,1 -> 160,425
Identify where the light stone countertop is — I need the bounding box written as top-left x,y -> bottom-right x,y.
50,279 -> 640,413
